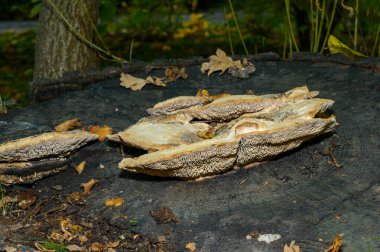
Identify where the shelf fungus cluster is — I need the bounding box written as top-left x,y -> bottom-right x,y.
0,130 -> 98,185
109,86 -> 338,179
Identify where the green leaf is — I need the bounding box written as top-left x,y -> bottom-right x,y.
328,35 -> 367,60
38,242 -> 68,252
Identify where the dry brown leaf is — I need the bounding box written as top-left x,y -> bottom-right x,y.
108,248 -> 117,252
55,118 -> 81,132
81,179 -> 98,194
201,48 -> 242,76
66,244 -> 85,251
48,230 -> 65,243
120,73 -> 148,91
17,189 -> 37,210
325,235 -> 343,252
150,207 -> 178,224
89,125 -> 112,141
66,192 -> 82,201
78,235 -> 88,245
154,77 -> 166,86
284,241 -> 301,252
165,67 -> 188,82
91,242 -> 104,252
107,241 -> 120,248
75,161 -> 86,175
185,242 -> 196,252
105,197 -> 124,207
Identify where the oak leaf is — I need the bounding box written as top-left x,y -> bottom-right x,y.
55,118 -> 81,132
75,161 -> 86,174
89,125 -> 112,141
105,197 -> 124,207
81,179 -> 98,194
201,48 -> 242,76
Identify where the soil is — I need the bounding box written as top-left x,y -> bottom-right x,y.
0,53 -> 379,252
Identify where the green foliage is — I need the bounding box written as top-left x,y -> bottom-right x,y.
38,242 -> 68,252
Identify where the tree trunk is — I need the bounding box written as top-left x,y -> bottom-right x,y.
31,0 -> 99,100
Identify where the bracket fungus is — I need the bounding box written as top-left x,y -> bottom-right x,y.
112,86 -> 338,179
0,130 -> 98,185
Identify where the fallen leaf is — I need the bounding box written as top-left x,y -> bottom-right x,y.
257,234 -> 282,244
17,189 -> 37,210
35,242 -> 66,252
81,179 -> 98,194
325,235 -> 343,252
284,241 -> 301,252
75,161 -> 86,174
88,125 -> 113,141
328,35 -> 367,60
108,248 -> 117,252
120,73 -> 149,91
165,67 -> 188,82
201,48 -> 242,76
0,195 -> 17,208
91,242 -> 104,252
54,118 -> 81,132
150,206 -> 178,224
66,244 -> 84,251
185,242 -> 196,252
106,241 -> 120,248
66,192 -> 82,201
120,73 -> 166,91
196,89 -> 209,97
228,57 -> 256,78
105,197 -> 124,207
78,235 -> 88,245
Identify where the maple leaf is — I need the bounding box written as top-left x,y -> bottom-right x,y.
201,48 -> 242,76
105,197 -> 124,207
75,161 -> 86,174
88,125 -> 112,141
54,118 -> 81,132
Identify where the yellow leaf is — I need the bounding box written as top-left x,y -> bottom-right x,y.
75,161 -> 86,175
185,242 -> 196,252
89,125 -> 112,141
105,197 -> 124,207
201,48 -> 242,76
120,73 -> 148,91
81,179 -> 98,194
196,89 -> 209,97
54,118 -> 81,132
328,35 -> 367,60
284,241 -> 301,252
325,235 -> 343,252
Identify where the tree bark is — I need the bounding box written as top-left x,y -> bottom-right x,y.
31,0 -> 99,100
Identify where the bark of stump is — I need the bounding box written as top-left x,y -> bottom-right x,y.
31,0 -> 99,101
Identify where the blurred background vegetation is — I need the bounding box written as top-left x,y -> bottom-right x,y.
0,0 -> 379,109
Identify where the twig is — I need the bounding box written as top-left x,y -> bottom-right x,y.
321,142 -> 343,168
46,0 -> 128,63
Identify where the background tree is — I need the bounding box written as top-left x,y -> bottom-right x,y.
31,0 -> 100,99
